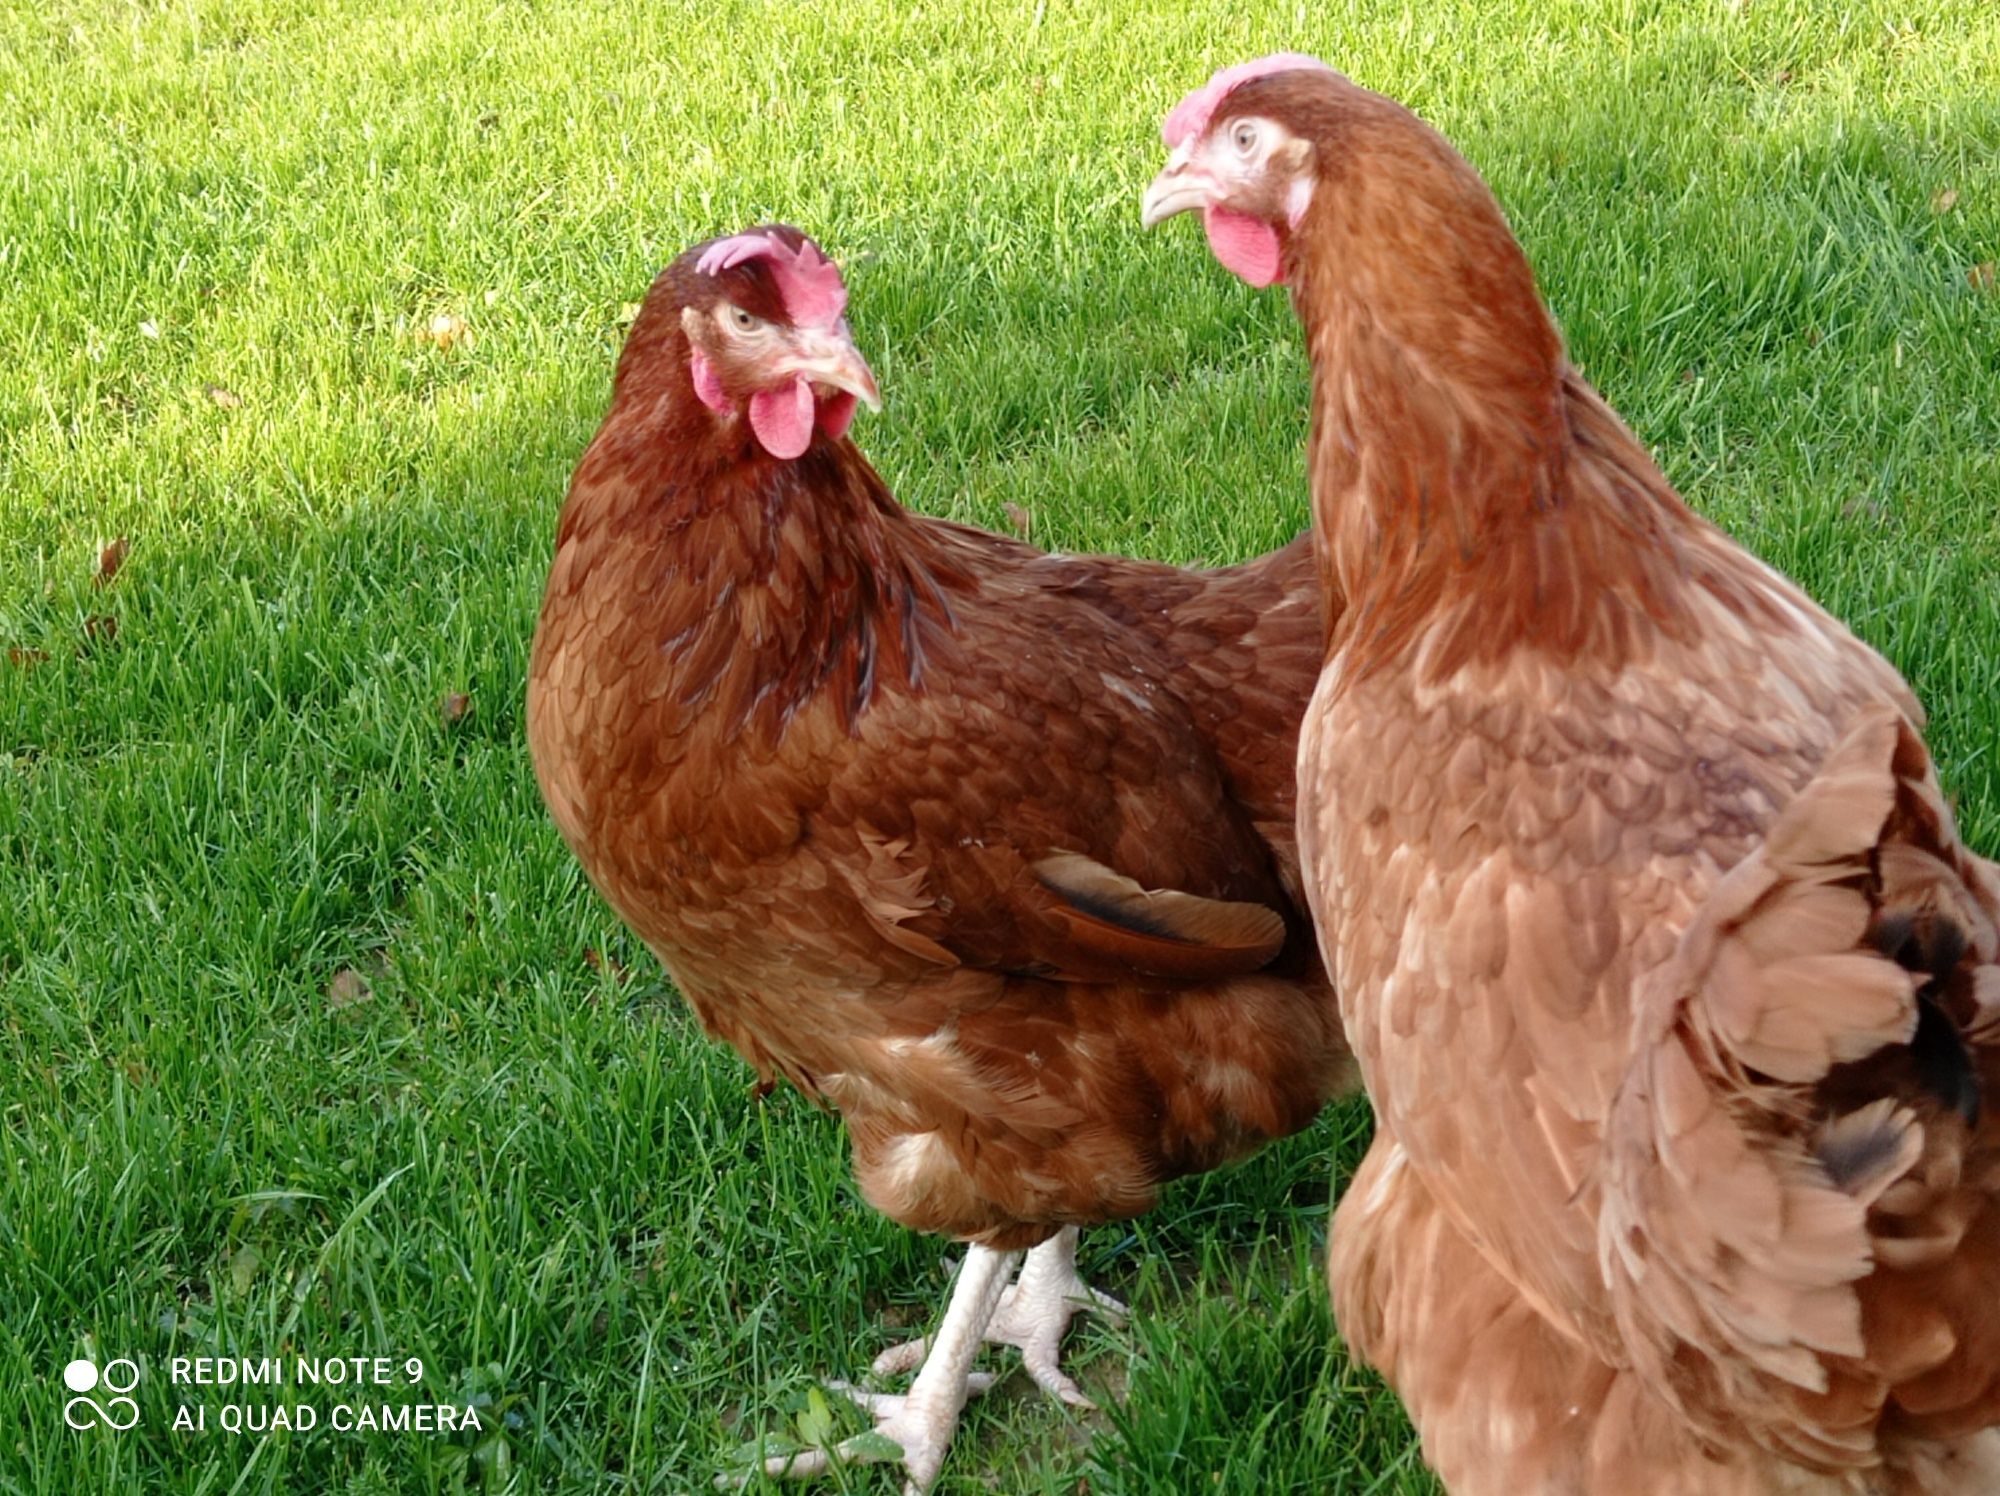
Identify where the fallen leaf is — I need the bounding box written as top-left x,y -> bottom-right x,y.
840,1430 -> 904,1463
1969,262 -> 1997,294
426,313 -> 470,350
228,1244 -> 262,1295
1003,503 -> 1033,539
473,1434 -> 513,1482
83,615 -> 119,645
439,690 -> 471,725
326,968 -> 373,1009
96,537 -> 129,586
206,383 -> 243,409
7,647 -> 51,667
796,1387 -> 835,1448
138,319 -> 160,340
1933,187 -> 1959,214
583,947 -> 628,981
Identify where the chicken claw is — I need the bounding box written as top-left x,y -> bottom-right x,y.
871,1227 -> 1126,1409
730,1242 -> 1017,1495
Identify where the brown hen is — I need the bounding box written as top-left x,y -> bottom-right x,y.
526,225 -> 1351,1492
1147,57 -> 2000,1495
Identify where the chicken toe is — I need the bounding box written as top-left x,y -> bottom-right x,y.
873,1227 -> 1124,1409
737,1243 -> 1018,1495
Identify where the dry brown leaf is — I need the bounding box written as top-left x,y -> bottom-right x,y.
439,690 -> 471,725
1933,187 -> 1960,214
206,383 -> 243,409
1969,262 -> 1998,294
96,537 -> 129,586
7,647 -> 51,668
426,313 -> 470,350
83,615 -> 119,645
1003,503 -> 1033,540
583,947 -> 628,982
327,968 -> 373,1009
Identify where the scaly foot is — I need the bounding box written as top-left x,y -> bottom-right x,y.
728,1243 -> 1018,1495
872,1227 -> 1125,1408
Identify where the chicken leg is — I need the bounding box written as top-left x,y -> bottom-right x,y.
745,1243 -> 1015,1494
870,1227 -> 1127,1408
745,1229 -> 1123,1494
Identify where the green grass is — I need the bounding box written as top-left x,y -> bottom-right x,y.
4,0 -> 1999,1490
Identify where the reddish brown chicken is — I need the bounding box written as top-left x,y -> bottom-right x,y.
1146,57 -> 2000,1495
526,225 -> 1351,1491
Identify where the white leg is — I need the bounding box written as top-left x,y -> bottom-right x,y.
742,1242 -> 1018,1495
873,1227 -> 1127,1408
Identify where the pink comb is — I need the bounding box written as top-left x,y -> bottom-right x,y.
695,229 -> 848,327
1161,52 -> 1337,148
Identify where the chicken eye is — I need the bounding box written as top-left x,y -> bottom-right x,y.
1231,120 -> 1260,156
728,306 -> 758,333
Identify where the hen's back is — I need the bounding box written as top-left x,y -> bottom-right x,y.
934,524 -> 1325,893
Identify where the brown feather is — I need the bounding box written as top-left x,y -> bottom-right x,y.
1031,851 -> 1287,980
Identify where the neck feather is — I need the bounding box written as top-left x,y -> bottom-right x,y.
555,397 -> 964,746
1290,164 -> 1716,682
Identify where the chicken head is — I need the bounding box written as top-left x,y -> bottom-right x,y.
677,226 -> 881,459
1139,53 -> 1337,286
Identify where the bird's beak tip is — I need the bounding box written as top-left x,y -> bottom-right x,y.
1141,168 -> 1205,229
794,330 -> 883,415
847,355 -> 883,414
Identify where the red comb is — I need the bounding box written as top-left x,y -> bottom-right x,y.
695,230 -> 848,327
1161,53 -> 1337,148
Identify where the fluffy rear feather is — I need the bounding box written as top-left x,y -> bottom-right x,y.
1602,708 -> 2000,1471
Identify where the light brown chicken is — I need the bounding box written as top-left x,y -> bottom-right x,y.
1145,57 -> 2000,1494
526,225 -> 1351,1491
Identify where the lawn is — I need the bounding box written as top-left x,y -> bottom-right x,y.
4,0 -> 1998,1491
